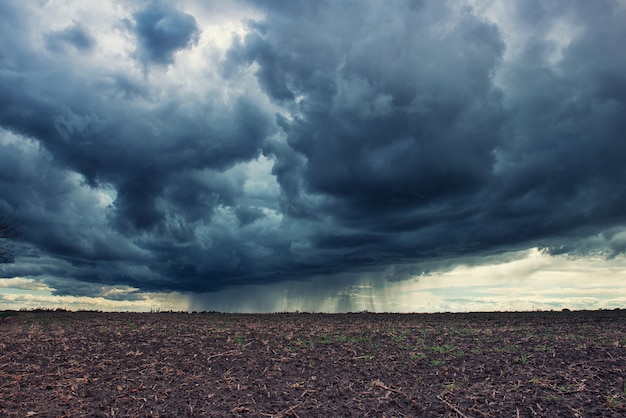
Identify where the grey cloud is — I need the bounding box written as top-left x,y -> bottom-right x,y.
0,133 -> 148,264
0,0 -> 277,294
132,1 -> 200,66
225,0 -> 626,269
231,1 -> 507,236
235,206 -> 265,225
489,0 -> 626,242
1,0 -> 625,301
223,32 -> 295,100
0,57 -> 275,231
45,24 -> 95,53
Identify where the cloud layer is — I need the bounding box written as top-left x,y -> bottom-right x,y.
1,0 -> 625,304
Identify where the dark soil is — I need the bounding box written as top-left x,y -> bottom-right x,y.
1,310 -> 626,417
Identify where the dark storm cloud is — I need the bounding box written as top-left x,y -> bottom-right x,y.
1,0 -> 626,300
132,1 -> 200,66
0,1 -> 279,294
225,2 -> 507,238
487,0 -> 626,253
223,0 -> 626,265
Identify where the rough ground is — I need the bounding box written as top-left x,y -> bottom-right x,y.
1,310 -> 625,417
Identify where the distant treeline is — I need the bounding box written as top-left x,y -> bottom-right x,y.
2,307 -> 625,315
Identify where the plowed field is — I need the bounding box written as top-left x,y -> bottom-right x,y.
2,310 -> 626,417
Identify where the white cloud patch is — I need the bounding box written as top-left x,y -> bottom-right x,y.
0,286 -> 189,312
0,277 -> 53,292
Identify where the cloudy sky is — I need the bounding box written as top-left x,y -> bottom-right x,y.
1,0 -> 626,312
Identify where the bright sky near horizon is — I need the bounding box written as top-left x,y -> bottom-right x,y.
1,0 -> 626,312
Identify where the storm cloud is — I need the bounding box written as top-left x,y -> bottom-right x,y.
132,1 -> 200,66
1,0 -> 625,305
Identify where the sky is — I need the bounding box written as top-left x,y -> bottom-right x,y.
1,0 -> 626,313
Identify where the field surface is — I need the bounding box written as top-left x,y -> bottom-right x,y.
1,310 -> 626,417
